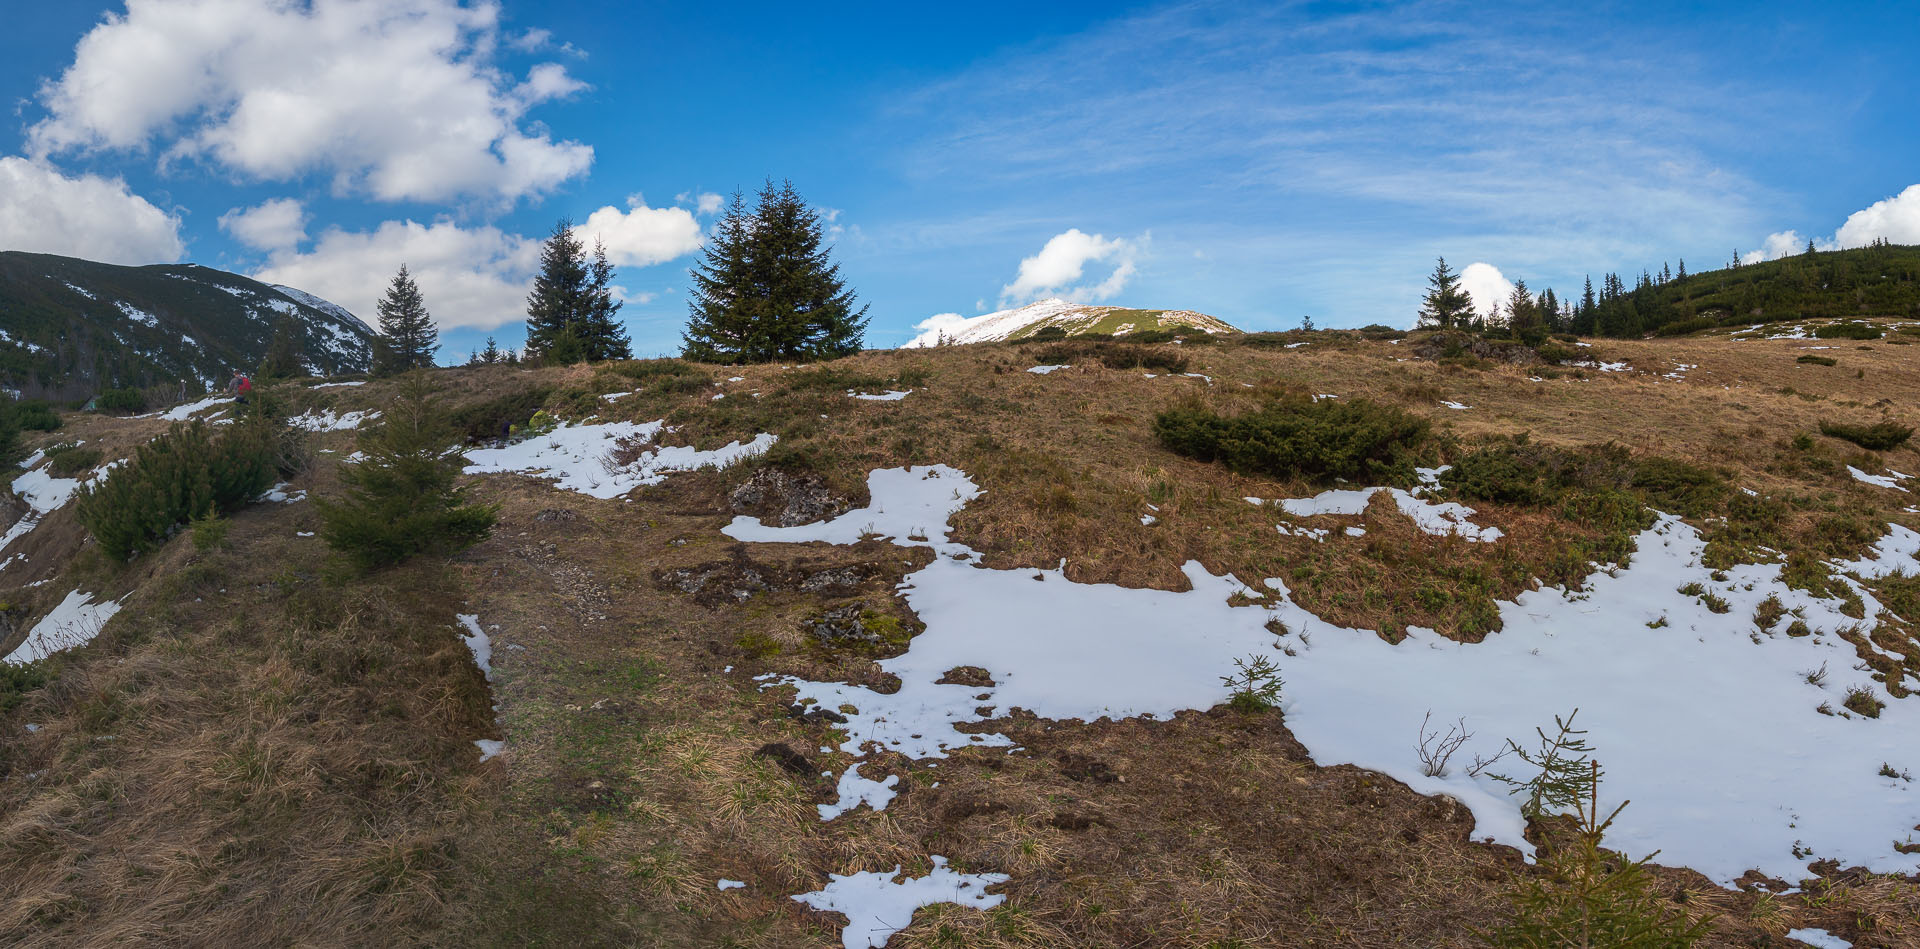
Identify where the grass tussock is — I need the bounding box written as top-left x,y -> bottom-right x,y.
1819,418 -> 1913,451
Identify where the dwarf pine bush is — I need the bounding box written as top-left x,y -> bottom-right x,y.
316,374 -> 497,569
1155,396 -> 1429,484
77,415 -> 298,560
1818,419 -> 1913,451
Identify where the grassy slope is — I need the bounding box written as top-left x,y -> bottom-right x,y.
3,324 -> 1920,946
1625,243 -> 1920,330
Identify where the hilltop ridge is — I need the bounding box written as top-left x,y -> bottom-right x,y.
903,298 -> 1239,347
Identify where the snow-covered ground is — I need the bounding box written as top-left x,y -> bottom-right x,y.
902,299 -> 1229,348
143,395 -> 235,422
3,589 -> 124,664
1257,486 -> 1505,543
792,856 -> 1008,949
727,465 -> 1920,891
289,409 -> 378,432
847,390 -> 912,401
1025,364 -> 1070,375
463,420 -> 776,499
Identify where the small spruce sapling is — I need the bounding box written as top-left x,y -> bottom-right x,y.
1221,654 -> 1284,713
1487,708 -> 1598,820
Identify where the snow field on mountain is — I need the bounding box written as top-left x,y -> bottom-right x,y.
461,420 -> 777,498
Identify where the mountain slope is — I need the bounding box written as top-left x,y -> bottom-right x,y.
0,252 -> 373,399
903,298 -> 1239,347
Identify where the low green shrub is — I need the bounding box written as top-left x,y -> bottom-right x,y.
1154,396 -> 1429,484
1814,322 -> 1882,340
1818,419 -> 1912,451
1796,354 -> 1837,366
1533,343 -> 1581,365
94,388 -> 147,413
1652,317 -> 1715,337
317,376 -> 497,570
604,358 -> 702,382
1039,340 -> 1191,374
1,401 -> 61,433
77,416 -> 300,560
44,443 -> 103,478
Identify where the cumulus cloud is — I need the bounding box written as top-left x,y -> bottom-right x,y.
0,155 -> 183,264
30,0 -> 592,205
1001,228 -> 1145,304
252,219 -> 540,331
675,191 -> 725,215
218,197 -> 308,252
575,197 -> 705,268
1742,184 -> 1920,264
1835,184 -> 1920,248
1458,262 -> 1514,317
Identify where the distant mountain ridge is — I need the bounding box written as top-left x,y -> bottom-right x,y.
903,299 -> 1240,348
0,252 -> 372,399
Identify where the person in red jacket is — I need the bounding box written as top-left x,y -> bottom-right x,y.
229,371 -> 252,404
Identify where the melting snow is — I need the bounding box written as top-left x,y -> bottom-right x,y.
259,483 -> 307,503
1272,486 -> 1503,542
730,466 -> 1920,887
463,420 -> 775,499
144,395 -> 235,421
3,590 -> 124,664
848,390 -> 911,401
717,879 -> 746,891
311,380 -> 367,389
791,856 -> 1007,949
1439,400 -> 1473,410
1787,929 -> 1852,949
1026,364 -> 1069,375
290,409 -> 378,432
458,613 -> 493,681
1847,466 -> 1908,492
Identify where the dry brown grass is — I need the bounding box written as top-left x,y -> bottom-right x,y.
2,335 -> 1919,946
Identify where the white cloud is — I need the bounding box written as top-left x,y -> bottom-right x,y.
1001,228 -> 1145,304
1834,184 -> 1920,248
575,197 -> 705,268
253,219 -> 540,331
676,191 -> 724,215
218,197 -> 307,252
1458,262 -> 1513,317
1742,184 -> 1920,265
30,0 -> 592,205
0,156 -> 183,264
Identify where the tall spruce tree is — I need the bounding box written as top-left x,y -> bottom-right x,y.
525,219 -> 591,363
682,180 -> 868,363
373,264 -> 437,374
579,238 -> 631,360
1418,257 -> 1474,329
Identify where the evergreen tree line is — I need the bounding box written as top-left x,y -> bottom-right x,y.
1419,239 -> 1920,339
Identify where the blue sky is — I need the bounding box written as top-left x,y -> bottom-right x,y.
2,1 -> 1918,361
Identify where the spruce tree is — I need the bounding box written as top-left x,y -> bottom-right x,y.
481,336 -> 501,364
315,373 -> 497,569
579,239 -> 631,361
1417,257 -> 1474,329
681,180 -> 868,363
525,219 -> 590,363
258,316 -> 307,380
373,264 -> 437,374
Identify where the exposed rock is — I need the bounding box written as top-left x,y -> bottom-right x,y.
936,666 -> 996,688
654,553 -> 877,606
1410,331 -> 1539,366
807,603 -> 878,646
533,508 -> 577,523
753,742 -> 818,778
729,468 -> 849,527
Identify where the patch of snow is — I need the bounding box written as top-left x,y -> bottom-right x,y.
848,390 -> 911,401
457,614 -> 493,681
3,590 -> 124,664
113,300 -> 160,327
62,281 -> 96,300
717,879 -> 746,891
1275,486 -> 1503,542
259,483 -> 306,503
819,763 -> 901,820
1313,393 -> 1338,401
1847,466 -> 1908,492
723,465 -> 977,549
1285,341 -> 1309,348
1439,400 -> 1472,410
473,739 -> 504,762
464,420 -> 775,499
290,409 -> 378,432
143,395 -> 234,422
1140,515 -> 1156,526
1026,364 -> 1070,375
791,856 -> 1007,949
311,380 -> 366,389
1787,929 -> 1852,949
602,390 -> 634,401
